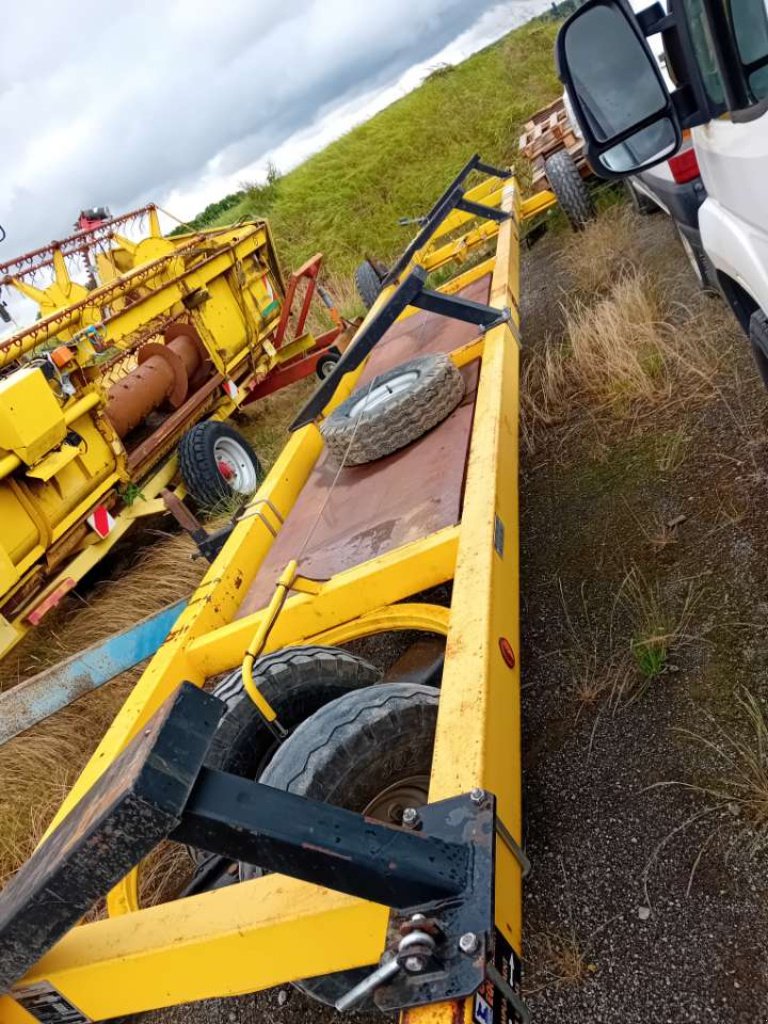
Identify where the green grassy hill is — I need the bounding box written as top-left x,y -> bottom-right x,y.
184,16 -> 562,281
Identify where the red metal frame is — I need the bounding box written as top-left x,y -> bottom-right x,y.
272,254 -> 324,349
244,328 -> 343,403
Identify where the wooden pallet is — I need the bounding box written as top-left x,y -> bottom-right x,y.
518,96 -> 589,193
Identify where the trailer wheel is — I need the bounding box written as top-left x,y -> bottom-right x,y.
244,682 -> 439,1008
178,421 -> 263,509
321,352 -> 465,466
544,149 -> 595,230
315,350 -> 341,380
206,645 -> 382,780
355,260 -> 384,310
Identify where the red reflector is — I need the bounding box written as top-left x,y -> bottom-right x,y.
668,148 -> 700,184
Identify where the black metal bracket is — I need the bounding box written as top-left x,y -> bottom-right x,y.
0,683 -> 494,1010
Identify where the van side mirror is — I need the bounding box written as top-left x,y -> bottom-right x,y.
556,0 -> 682,177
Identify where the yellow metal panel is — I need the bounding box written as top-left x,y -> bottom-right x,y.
25,444 -> 80,482
5,877 -> 387,1023
0,368 -> 66,465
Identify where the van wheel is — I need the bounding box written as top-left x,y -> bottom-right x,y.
676,226 -> 718,295
749,310 -> 768,389
544,149 -> 595,230
244,682 -> 439,1008
625,180 -> 659,215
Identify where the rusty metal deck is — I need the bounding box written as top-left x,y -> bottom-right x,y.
237,275 -> 491,617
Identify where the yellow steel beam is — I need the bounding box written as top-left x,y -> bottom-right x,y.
40,357 -> 371,843
402,181 -> 523,1024
427,179 -> 524,947
5,877 -> 387,1023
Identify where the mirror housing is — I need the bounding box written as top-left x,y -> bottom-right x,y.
556,0 -> 683,178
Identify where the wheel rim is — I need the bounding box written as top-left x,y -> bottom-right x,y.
212,437 -> 258,494
318,358 -> 337,380
348,371 -> 420,417
362,774 -> 431,824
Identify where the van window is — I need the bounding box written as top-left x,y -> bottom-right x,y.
681,0 -> 727,103
729,0 -> 768,99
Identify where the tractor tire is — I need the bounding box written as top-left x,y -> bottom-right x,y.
245,682 -> 440,1007
321,353 -> 465,466
178,421 -> 262,509
544,149 -> 596,230
625,180 -> 659,215
355,260 -> 384,310
315,349 -> 341,380
206,645 -> 382,780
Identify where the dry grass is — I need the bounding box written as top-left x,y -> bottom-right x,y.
558,205 -> 644,295
0,532 -> 205,887
559,570 -> 702,713
669,689 -> 768,858
525,926 -> 595,993
522,211 -> 724,454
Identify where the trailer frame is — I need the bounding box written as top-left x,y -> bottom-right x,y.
0,169 -> 556,1024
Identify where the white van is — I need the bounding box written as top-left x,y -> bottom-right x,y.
556,0 -> 768,383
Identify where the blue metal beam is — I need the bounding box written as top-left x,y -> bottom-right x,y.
0,599 -> 187,746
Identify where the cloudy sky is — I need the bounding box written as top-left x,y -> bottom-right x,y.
1,0 -> 551,256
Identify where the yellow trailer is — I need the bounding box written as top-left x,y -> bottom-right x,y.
0,164 -> 556,1023
0,207 -> 346,660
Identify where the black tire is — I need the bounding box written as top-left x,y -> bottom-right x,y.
206,645 -> 382,780
179,421 -> 262,509
249,682 -> 440,1007
625,180 -> 659,215
749,309 -> 768,389
355,260 -> 384,310
675,225 -> 718,294
315,351 -> 341,380
544,149 -> 596,230
321,353 -> 465,466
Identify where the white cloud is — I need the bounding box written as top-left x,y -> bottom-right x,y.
0,0 -> 552,257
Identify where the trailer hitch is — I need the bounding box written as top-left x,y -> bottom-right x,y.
0,684 -> 502,1015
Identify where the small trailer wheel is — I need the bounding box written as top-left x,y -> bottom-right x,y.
315,349 -> 341,380
544,149 -> 595,230
321,352 -> 465,466
178,421 -> 263,509
244,682 -> 439,1008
